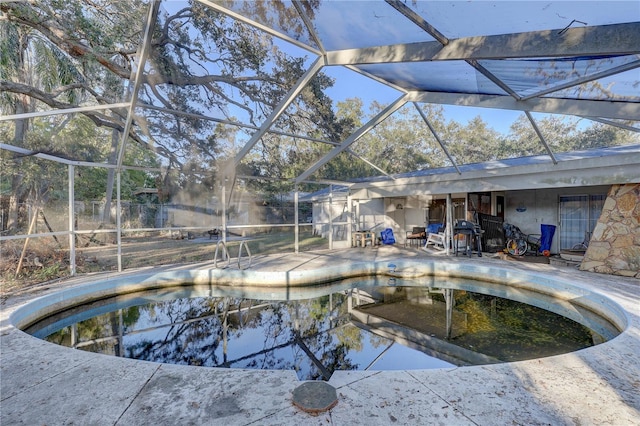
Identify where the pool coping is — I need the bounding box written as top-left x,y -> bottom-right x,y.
2,249 -> 639,425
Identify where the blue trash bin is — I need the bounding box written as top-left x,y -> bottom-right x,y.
381,228 -> 396,245
539,224 -> 556,253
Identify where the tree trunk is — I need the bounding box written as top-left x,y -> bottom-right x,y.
8,103 -> 29,232
7,30 -> 31,232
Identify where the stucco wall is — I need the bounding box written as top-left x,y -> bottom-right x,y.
505,186 -> 611,254
580,184 -> 640,278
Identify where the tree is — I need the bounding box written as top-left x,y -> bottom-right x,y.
1,0 -> 339,222
1,11 -> 91,230
445,116 -> 503,164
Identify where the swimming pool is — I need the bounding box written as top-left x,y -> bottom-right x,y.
15,261 -> 624,381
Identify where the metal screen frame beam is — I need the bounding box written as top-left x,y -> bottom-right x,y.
385,0 -> 448,45
140,104 -> 340,146
345,149 -> 396,180
520,59 -> 640,101
326,22 -> 640,65
582,117 -> 640,133
412,91 -> 640,121
525,111 -> 558,165
114,1 -> 159,169
0,103 -> 130,122
197,0 -> 322,56
414,103 -> 461,174
293,0 -> 325,54
295,93 -> 414,183
233,57 -> 325,167
0,143 -> 161,171
385,0 -> 521,100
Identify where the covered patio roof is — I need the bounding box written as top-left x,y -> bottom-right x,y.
302,144 -> 640,200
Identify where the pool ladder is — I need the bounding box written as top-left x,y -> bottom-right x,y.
214,240 -> 252,270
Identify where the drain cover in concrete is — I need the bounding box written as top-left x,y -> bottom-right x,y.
291,381 -> 338,414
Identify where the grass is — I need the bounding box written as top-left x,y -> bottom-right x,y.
1,230 -> 329,296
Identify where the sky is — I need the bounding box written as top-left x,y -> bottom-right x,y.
321,59 -> 525,136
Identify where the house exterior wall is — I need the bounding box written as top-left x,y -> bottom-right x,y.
310,184 -> 634,256
357,198 -> 385,232
403,196 -> 427,230
347,186 -> 613,251
504,186 -> 611,253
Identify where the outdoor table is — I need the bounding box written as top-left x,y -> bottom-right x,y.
352,231 -> 375,247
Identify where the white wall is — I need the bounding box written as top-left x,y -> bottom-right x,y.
505,185 -> 610,253
403,195 -> 427,230
357,198 -> 385,232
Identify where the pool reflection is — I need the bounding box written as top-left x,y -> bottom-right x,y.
29,278 -> 616,380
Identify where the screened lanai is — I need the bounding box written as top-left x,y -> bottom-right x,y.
1,1 -> 639,281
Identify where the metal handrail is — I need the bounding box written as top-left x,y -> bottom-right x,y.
213,240 -> 231,269
237,241 -> 253,270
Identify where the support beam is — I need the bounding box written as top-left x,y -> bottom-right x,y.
325,22 -> 640,65
68,165 -> 76,276
328,186 -> 333,250
414,103 -> 461,174
141,104 -> 340,146
233,57 -> 325,166
386,0 -> 521,101
582,117 -> 640,133
197,0 -> 321,56
296,93 -> 414,183
465,59 -> 521,100
299,179 -> 355,187
345,149 -> 395,180
412,91 -> 640,121
446,194 -> 453,256
115,1 -> 160,169
0,143 -> 161,171
525,111 -> 558,165
0,103 -> 130,122
116,171 -> 122,272
385,0 -> 449,45
293,0 -> 325,53
294,186 -> 299,254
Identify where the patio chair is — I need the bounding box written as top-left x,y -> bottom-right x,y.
405,227 -> 426,247
423,223 -> 446,251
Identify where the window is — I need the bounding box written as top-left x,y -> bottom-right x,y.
559,195 -> 605,249
428,198 -> 465,225
468,192 -> 492,216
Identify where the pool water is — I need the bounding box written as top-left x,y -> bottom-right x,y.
26,277 -> 619,380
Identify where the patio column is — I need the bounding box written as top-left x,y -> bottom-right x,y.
116,170 -> 122,272
347,193 -> 353,242
221,178 -> 227,244
68,164 -> 76,276
294,186 -> 299,254
328,185 -> 333,250
446,194 -> 453,255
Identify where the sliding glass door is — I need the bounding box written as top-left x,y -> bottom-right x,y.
559,195 -> 605,249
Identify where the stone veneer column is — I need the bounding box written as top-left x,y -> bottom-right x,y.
580,183 -> 640,278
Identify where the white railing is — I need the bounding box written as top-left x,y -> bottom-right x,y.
214,239 -> 253,270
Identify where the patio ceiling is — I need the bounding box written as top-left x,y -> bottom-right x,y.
200,0 -> 640,185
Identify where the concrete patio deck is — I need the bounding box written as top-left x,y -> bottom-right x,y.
1,246 -> 639,425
